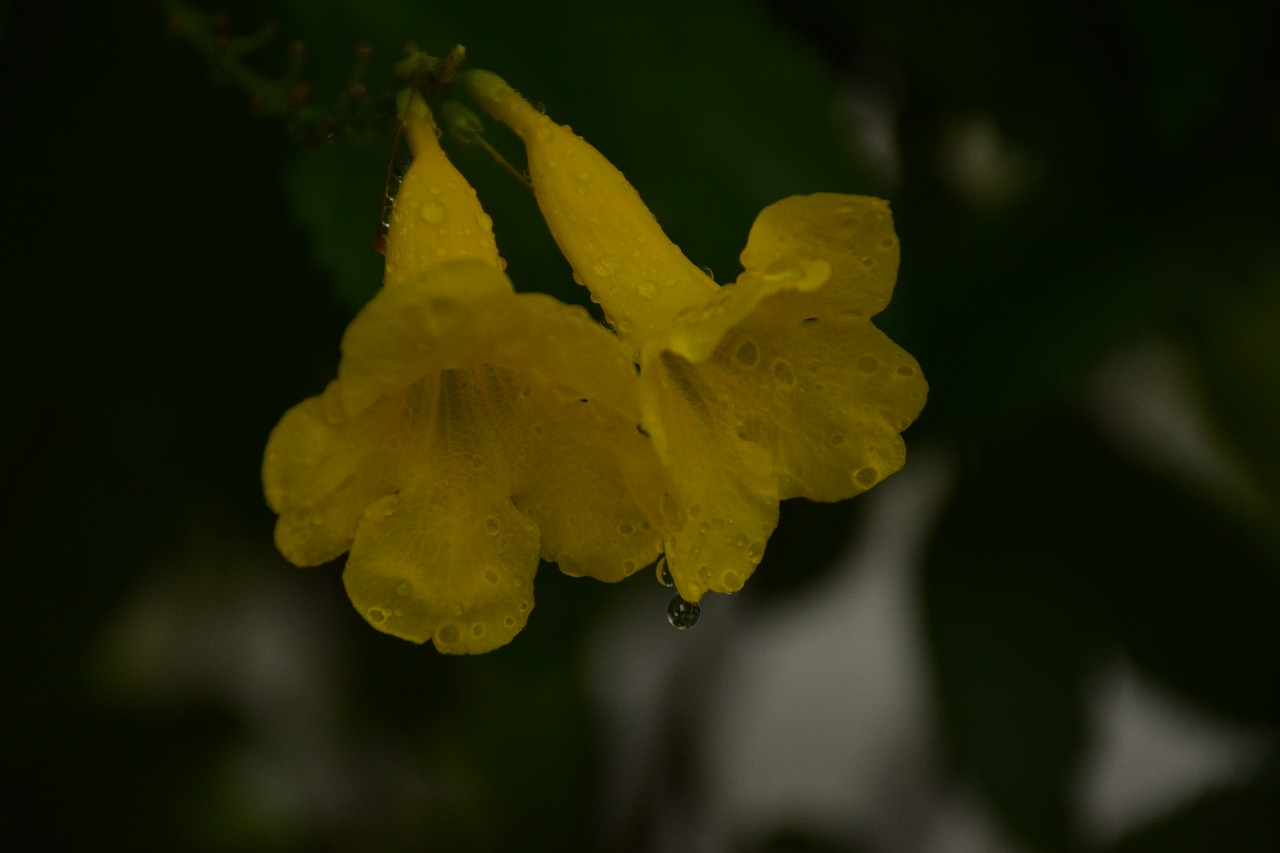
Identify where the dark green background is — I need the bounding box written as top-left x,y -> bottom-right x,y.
3,0 -> 1278,850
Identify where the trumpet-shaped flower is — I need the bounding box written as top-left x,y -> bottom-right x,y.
263,94 -> 666,653
467,72 -> 927,602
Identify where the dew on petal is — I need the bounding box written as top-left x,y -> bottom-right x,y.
856,354 -> 880,374
421,200 -> 447,224
772,359 -> 796,386
733,339 -> 760,368
854,466 -> 880,488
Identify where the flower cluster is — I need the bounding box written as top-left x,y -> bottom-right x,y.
263,70 -> 926,653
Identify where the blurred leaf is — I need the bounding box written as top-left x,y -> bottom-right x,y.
1114,0 -> 1277,160
926,418 -> 1280,848
1194,280 -> 1280,521
285,144 -> 389,313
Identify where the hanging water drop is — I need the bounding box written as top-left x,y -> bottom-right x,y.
655,556 -> 674,588
667,594 -> 700,630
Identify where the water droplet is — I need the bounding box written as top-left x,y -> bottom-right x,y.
518,599 -> 530,613
746,542 -> 764,563
667,595 -> 700,629
483,569 -> 500,585
656,556 -> 674,588
854,466 -> 880,487
475,211 -> 493,230
504,616 -> 516,627
368,608 -> 387,623
895,364 -> 916,378
430,184 -> 442,196
830,434 -> 846,446
638,280 -> 659,297
698,522 -> 709,534
617,523 -> 635,535
421,201 -> 447,224
471,623 -> 486,638
856,354 -> 880,373
733,339 -> 759,367
772,359 -> 796,386
721,570 -> 743,591
484,516 -> 500,535
536,126 -> 553,142
880,236 -> 896,249
592,257 -> 619,277
688,502 -> 703,519
395,581 -> 411,597
436,624 -> 460,645
623,559 -> 636,572
577,170 -> 592,182
381,505 -> 396,517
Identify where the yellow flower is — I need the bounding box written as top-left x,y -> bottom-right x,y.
263,94 -> 666,653
466,72 -> 927,603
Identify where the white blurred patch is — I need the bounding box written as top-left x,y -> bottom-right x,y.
937,116 -> 1039,210
1090,341 -> 1265,515
1073,658 -> 1272,847
589,450 -> 1036,853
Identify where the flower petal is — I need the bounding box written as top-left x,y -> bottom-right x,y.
639,348 -> 780,601
269,259 -> 666,648
739,194 -> 900,319
677,284 -> 926,502
343,460 -> 540,655
262,388 -> 402,567
465,70 -> 716,344
384,93 -> 503,288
